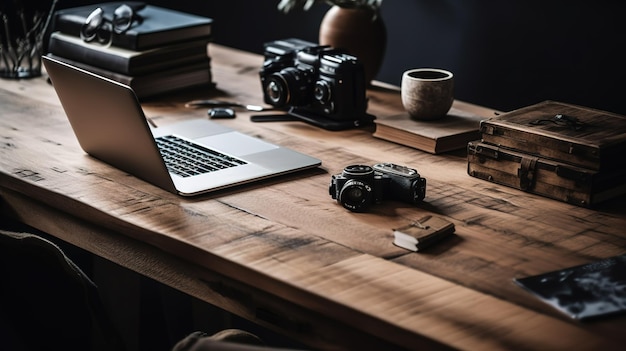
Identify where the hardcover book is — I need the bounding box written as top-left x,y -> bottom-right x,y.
393,215 -> 455,252
373,107 -> 486,154
46,54 -> 213,99
48,32 -> 209,75
50,2 -> 213,51
514,254 -> 626,320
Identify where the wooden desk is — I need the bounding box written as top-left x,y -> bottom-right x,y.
1,44 -> 625,351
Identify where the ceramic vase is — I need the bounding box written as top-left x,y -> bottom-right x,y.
319,5 -> 386,85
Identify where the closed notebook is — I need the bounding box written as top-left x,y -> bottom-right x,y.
393,215 -> 455,252
47,31 -> 209,75
50,2 -> 213,50
373,107 -> 485,154
46,53 -> 213,99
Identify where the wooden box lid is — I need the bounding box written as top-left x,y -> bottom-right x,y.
479,101 -> 626,171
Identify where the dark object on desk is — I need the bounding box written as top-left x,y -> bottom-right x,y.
186,99 -> 279,112
208,107 -> 236,119
259,38 -> 374,130
393,216 -> 455,252
251,109 -> 373,131
49,2 -> 213,51
514,254 -> 626,320
250,114 -> 299,123
46,53 -> 213,99
47,31 -> 210,75
45,3 -> 213,98
373,107 -> 485,154
329,163 -> 426,212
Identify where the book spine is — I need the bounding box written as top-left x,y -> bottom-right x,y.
47,32 -> 210,75
46,54 -> 212,99
113,34 -> 139,51
46,54 -> 133,85
52,13 -> 83,37
48,35 -> 131,74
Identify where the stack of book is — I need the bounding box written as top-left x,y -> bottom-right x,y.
46,2 -> 213,99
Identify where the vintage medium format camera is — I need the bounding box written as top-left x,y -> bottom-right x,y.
259,38 -> 374,130
329,163 -> 427,212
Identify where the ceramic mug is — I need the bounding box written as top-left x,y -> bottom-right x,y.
401,68 -> 454,120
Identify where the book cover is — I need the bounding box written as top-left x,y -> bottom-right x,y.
514,254 -> 626,320
393,215 -> 455,252
48,32 -> 209,75
51,2 -> 213,51
373,107 -> 486,154
46,54 -> 213,99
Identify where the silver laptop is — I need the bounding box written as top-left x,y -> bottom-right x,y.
43,55 -> 321,196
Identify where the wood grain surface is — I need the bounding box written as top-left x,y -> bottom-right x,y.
1,44 -> 625,351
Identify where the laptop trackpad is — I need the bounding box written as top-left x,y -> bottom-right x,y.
196,132 -> 277,156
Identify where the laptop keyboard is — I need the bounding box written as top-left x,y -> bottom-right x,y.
155,135 -> 247,177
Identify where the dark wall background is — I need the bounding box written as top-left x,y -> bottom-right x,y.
51,0 -> 626,114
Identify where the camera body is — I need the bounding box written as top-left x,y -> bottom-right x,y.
259,38 -> 373,129
329,163 -> 427,212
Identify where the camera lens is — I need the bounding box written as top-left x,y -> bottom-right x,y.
265,80 -> 284,105
338,179 -> 373,212
265,75 -> 289,106
314,80 -> 331,103
336,165 -> 375,211
265,68 -> 313,107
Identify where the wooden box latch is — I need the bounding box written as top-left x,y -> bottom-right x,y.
518,156 -> 539,191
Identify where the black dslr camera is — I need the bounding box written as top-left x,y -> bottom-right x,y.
259,38 -> 374,130
329,163 -> 427,212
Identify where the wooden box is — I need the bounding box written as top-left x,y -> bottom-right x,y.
479,101 -> 626,171
467,140 -> 626,207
